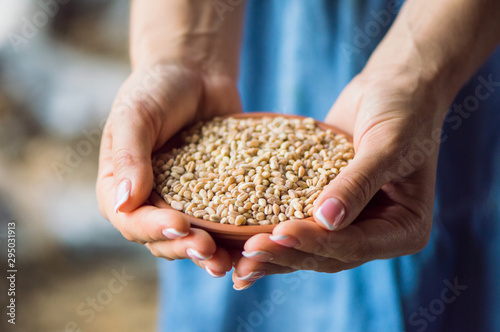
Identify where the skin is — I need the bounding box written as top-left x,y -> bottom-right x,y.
96,0 -> 500,287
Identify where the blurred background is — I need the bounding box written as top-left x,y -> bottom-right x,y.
0,1 -> 158,331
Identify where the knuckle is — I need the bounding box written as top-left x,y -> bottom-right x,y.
120,228 -> 135,243
317,261 -> 345,274
174,245 -> 191,261
342,244 -> 370,263
404,210 -> 432,255
149,248 -> 161,258
314,233 -> 341,257
113,149 -> 136,173
335,171 -> 374,207
410,222 -> 431,254
338,228 -> 371,263
145,243 -> 161,258
412,238 -> 429,254
144,228 -> 155,243
137,211 -> 158,242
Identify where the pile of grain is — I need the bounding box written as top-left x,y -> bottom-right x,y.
153,116 -> 354,225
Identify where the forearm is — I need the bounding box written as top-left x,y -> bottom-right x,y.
130,0 -> 245,78
365,0 -> 500,108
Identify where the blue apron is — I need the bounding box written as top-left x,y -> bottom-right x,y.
158,1 -> 500,331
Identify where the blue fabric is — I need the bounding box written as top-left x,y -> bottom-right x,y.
158,1 -> 500,331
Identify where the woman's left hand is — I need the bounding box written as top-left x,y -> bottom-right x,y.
233,65 -> 449,290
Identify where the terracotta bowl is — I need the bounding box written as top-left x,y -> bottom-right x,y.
149,112 -> 353,248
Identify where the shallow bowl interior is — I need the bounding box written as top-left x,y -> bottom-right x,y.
149,112 -> 353,248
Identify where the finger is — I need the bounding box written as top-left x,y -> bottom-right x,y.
197,247 -> 234,278
110,100 -> 156,213
109,65 -> 203,213
319,76 -> 404,231
242,232 -> 362,271
269,219 -> 369,263
96,123 -> 114,221
145,228 -> 217,261
313,147 -> 393,231
97,167 -> 191,243
273,204 -> 428,263
116,206 -> 192,244
232,255 -> 296,291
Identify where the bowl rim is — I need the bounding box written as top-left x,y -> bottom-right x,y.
149,112 -> 353,237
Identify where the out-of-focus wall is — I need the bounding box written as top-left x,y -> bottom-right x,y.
0,0 -> 131,255
0,1 -> 158,331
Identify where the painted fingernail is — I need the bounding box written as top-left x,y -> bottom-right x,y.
162,228 -> 189,240
236,271 -> 265,281
316,197 -> 345,230
186,248 -> 212,261
233,283 -> 253,291
114,179 -> 131,213
242,251 -> 273,262
205,267 -> 225,278
269,234 -> 300,248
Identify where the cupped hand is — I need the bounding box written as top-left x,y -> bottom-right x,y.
233,66 -> 448,289
97,63 -> 241,277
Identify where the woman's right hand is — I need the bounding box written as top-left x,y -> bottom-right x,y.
96,62 -> 242,277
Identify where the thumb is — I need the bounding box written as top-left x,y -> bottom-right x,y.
111,107 -> 155,213
313,148 -> 391,231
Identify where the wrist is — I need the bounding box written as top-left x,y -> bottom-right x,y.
362,41 -> 464,124
131,35 -> 240,80
130,0 -> 245,80
364,0 -> 500,113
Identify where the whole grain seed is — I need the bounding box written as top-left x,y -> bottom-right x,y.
194,210 -> 208,218
210,215 -> 221,222
170,201 -> 184,211
235,215 -> 246,226
256,212 -> 266,221
294,210 -> 305,219
153,116 -> 354,225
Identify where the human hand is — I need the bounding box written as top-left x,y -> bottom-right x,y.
97,63 -> 241,277
233,66 -> 448,289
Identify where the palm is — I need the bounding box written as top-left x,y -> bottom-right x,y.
232,72 -> 443,288
97,63 -> 241,277
323,74 -> 440,258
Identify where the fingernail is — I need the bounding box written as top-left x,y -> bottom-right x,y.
269,234 -> 300,248
114,179 -> 131,213
242,251 -> 273,262
233,283 -> 253,291
236,271 -> 265,281
186,248 -> 212,261
316,197 -> 345,230
162,228 -> 189,240
205,267 -> 225,278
